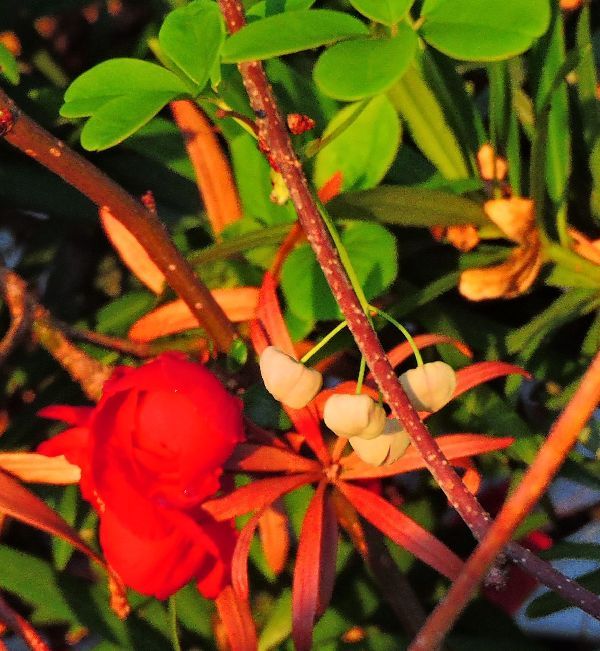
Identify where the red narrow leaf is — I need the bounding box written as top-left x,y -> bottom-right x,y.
365,334 -> 472,386
292,481 -> 338,651
337,481 -> 462,579
202,473 -> 320,521
341,434 -> 514,480
252,271 -> 330,464
259,498 -> 290,575
128,288 -> 259,342
232,510 -> 263,601
225,443 -> 321,474
270,223 -> 304,280
0,469 -> 103,564
456,458 -> 481,495
215,585 -> 257,651
317,171 -> 343,204
453,361 -> 530,398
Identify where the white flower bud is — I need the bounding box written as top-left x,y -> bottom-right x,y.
323,393 -> 386,440
259,346 -> 322,409
349,419 -> 410,466
399,361 -> 456,412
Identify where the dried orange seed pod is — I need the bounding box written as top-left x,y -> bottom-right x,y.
259,346 -> 322,409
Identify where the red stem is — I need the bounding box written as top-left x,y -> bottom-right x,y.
216,0 -> 600,621
0,90 -> 237,354
410,349 -> 600,651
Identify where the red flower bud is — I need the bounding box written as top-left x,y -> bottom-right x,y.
38,353 -> 244,600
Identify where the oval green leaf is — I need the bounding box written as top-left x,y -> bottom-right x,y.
62,58 -> 188,109
314,95 -> 401,192
420,0 -> 551,61
0,43 -> 19,85
220,10 -> 368,63
349,0 -> 414,25
314,27 -> 417,101
80,91 -> 178,151
159,0 -> 224,89
281,221 -> 398,321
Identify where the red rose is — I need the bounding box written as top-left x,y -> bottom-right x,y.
38,353 -> 244,600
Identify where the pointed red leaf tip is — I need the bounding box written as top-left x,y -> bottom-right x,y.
252,271 -> 330,464
202,472 -> 321,521
232,509 -> 263,601
259,498 -> 290,575
453,361 -> 531,399
337,481 -> 463,579
292,482 -> 338,651
341,434 -> 514,480
317,171 -> 343,204
215,584 -> 257,651
224,443 -> 321,474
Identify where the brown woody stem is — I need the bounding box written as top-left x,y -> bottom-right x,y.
0,89 -> 237,354
216,0 -> 600,623
410,349 -> 600,651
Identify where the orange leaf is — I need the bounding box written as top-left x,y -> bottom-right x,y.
215,585 -> 257,651
317,171 -> 343,204
225,443 -> 321,474
0,468 -> 102,564
259,498 -> 289,575
99,207 -> 165,294
171,100 -> 242,237
292,482 -> 338,651
340,434 -> 514,480
0,452 -> 80,484
203,473 -> 320,521
128,288 -> 259,342
337,481 -> 463,579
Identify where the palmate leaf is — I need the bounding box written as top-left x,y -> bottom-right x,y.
292,481 -> 338,651
337,481 -> 463,578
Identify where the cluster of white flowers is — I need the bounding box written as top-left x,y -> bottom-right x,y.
258,346 -> 456,467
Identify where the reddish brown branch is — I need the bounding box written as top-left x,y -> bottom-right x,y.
410,349 -> 600,651
0,90 -> 237,354
216,0 -> 600,622
0,593 -> 49,651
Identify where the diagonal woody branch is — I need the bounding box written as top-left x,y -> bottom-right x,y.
216,0 -> 600,621
410,349 -> 600,651
0,89 -> 237,354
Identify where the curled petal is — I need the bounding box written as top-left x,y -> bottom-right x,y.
38,405 -> 93,427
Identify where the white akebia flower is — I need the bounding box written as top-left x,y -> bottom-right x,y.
350,419 -> 411,466
259,345 -> 322,409
323,393 -> 386,440
399,361 -> 456,412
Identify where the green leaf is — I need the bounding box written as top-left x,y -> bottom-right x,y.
388,63 -> 469,179
527,568 -> 600,618
348,0 -> 413,25
281,221 -> 398,321
80,91 -> 178,151
247,0 -> 317,18
0,42 -> 19,84
314,95 -> 401,192
327,185 -> 488,227
220,10 -> 368,62
420,0 -> 551,62
159,0 -> 224,89
61,59 -> 189,150
259,589 -> 292,651
96,291 -> 156,336
314,27 -> 417,101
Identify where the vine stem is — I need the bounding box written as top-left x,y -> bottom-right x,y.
410,348 -> 600,651
216,0 -> 600,624
0,89 -> 237,354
